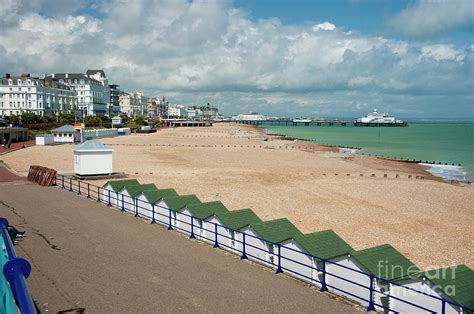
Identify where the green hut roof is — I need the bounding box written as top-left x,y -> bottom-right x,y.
351,244 -> 420,281
215,208 -> 262,231
104,179 -> 140,192
422,264 -> 474,310
293,230 -> 353,260
184,201 -> 229,220
124,184 -> 158,197
162,195 -> 201,211
142,189 -> 179,204
251,218 -> 303,244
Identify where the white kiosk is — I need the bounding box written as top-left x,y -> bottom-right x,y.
74,140 -> 113,176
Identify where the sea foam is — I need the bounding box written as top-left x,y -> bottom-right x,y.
419,163 -> 467,182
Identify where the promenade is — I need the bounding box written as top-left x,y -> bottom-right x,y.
0,182 -> 359,312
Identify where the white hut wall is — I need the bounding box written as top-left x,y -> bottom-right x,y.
136,195 -> 153,220
241,227 -> 268,266
156,201 -> 172,226
206,217 -> 229,248
280,240 -> 313,283
326,256 -> 371,307
121,191 -> 135,214
390,279 -> 460,314
176,209 -> 193,236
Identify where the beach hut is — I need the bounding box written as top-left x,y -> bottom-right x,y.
73,140 -> 113,176
102,179 -> 139,207
238,218 -> 302,268
207,208 -> 262,254
135,189 -> 179,223
279,230 -> 353,285
51,125 -> 80,143
177,201 -> 229,241
155,195 -> 201,232
326,244 -> 419,310
120,184 -> 158,215
390,264 -> 474,313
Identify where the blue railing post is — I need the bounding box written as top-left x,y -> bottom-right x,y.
213,223 -> 219,248
77,180 -> 81,195
150,204 -> 156,224
107,190 -> 111,206
442,299 -> 446,314
121,197 -> 125,212
87,183 -> 91,198
134,198 -> 139,217
62,175 -> 64,189
320,259 -> 328,292
69,177 -> 72,191
241,233 -> 247,260
168,208 -> 173,230
96,186 -> 101,202
367,274 -> 375,311
0,218 -> 35,314
276,244 -> 282,273
189,218 -> 195,239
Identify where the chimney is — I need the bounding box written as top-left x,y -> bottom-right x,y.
65,73 -> 68,78
52,73 -> 55,78
6,73 -> 10,78
43,73 -> 47,79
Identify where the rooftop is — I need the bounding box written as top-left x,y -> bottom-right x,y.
124,184 -> 158,198
51,125 -> 77,133
352,244 -> 420,281
251,218 -> 302,244
294,230 -> 353,260
161,195 -> 201,211
422,265 -> 474,309
215,208 -> 262,231
142,189 -> 179,204
75,140 -> 112,152
183,201 -> 229,220
104,179 -> 140,192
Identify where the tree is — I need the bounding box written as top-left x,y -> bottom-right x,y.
20,112 -> 38,124
119,113 -> 129,123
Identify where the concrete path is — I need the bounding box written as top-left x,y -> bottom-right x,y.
0,183 -> 360,313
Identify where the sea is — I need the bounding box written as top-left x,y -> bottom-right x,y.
261,121 -> 474,182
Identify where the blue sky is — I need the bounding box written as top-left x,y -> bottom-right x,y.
1,0 -> 473,118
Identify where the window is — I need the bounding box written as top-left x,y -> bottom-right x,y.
267,244 -> 274,264
230,230 -> 235,248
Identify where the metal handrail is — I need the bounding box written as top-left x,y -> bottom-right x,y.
56,174 -> 473,313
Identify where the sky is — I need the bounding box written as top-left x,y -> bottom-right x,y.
0,0 -> 473,118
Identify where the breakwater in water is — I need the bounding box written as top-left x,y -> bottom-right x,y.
262,121 -> 474,182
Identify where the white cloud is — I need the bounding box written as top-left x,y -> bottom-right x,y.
312,22 -> 336,31
388,0 -> 474,39
421,44 -> 465,61
0,0 -> 472,117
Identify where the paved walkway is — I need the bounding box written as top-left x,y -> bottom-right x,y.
0,163 -> 26,182
0,183 -> 360,313
0,140 -> 35,155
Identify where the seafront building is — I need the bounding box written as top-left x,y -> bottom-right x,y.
108,84 -> 122,115
0,73 -> 78,116
168,105 -> 187,118
46,70 -> 109,116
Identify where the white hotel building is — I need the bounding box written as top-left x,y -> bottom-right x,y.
0,73 -> 77,116
46,70 -> 110,116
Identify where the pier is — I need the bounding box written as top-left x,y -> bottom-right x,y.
235,120 -> 408,127
236,120 -> 350,126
